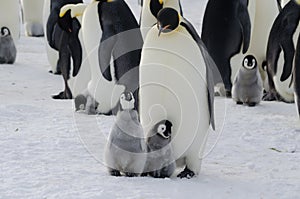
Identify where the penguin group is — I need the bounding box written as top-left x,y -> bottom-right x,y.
3,0 -> 300,180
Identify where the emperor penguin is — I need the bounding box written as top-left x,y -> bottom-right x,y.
0,27 -> 17,64
52,4 -> 91,100
0,0 -> 20,42
21,0 -> 44,37
45,0 -> 83,74
140,0 -> 182,40
104,92 -> 147,177
232,55 -> 263,106
144,120 -> 175,178
75,0 -> 143,115
139,8 -> 216,178
201,0 -> 251,97
264,0 -> 300,103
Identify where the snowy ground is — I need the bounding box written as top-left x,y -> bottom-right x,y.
1,0 -> 300,198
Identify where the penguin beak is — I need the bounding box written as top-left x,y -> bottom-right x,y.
158,24 -> 171,37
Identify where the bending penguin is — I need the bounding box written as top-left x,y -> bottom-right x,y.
75,0 -> 143,115
264,0 -> 300,103
232,55 -> 263,106
21,0 -> 44,37
52,4 -> 91,100
0,0 -> 20,42
46,0 -> 82,74
0,27 -> 17,64
201,0 -> 251,97
139,8 -> 217,178
140,0 -> 182,40
144,120 -> 175,178
104,92 -> 147,177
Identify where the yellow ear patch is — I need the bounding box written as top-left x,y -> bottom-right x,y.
159,0 -> 164,4
59,5 -> 73,18
107,0 -> 114,2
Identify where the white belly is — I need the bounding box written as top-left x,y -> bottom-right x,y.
0,0 -> 20,42
82,2 -> 124,113
21,0 -> 44,36
140,26 -> 210,161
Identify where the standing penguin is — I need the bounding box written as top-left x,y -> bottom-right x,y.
139,8 -> 217,178
21,0 -> 44,37
0,0 -> 20,42
75,0 -> 143,115
46,0 -> 83,74
144,120 -> 175,178
52,4 -> 91,100
264,0 -> 300,102
232,55 -> 263,106
104,92 -> 147,177
0,27 -> 17,64
201,0 -> 251,97
140,0 -> 182,40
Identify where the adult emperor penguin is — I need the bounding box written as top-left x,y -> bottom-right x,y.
45,0 -> 82,74
52,4 -> 91,99
264,0 -> 300,103
76,0 -> 143,115
232,55 -> 263,106
21,0 -> 44,37
140,0 -> 182,40
201,0 -> 251,97
104,92 -> 147,177
139,8 -> 216,178
144,120 -> 175,178
0,27 -> 17,64
0,0 -> 20,42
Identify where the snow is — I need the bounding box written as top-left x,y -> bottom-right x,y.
0,0 -> 299,198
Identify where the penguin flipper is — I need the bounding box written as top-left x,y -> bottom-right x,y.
47,10 -> 59,50
69,20 -> 82,77
276,0 -> 283,12
181,19 -> 216,130
280,38 -> 295,82
238,1 -> 251,54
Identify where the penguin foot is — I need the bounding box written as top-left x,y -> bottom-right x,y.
177,167 -> 195,179
236,101 -> 243,105
247,102 -> 256,107
140,172 -> 148,177
109,169 -> 121,177
225,90 -> 232,98
52,91 -> 72,100
262,91 -> 282,101
124,172 -> 138,177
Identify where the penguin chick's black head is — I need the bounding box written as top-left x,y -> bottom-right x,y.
242,55 -> 257,70
155,120 -> 173,139
1,27 -> 11,36
119,91 -> 135,110
157,8 -> 180,36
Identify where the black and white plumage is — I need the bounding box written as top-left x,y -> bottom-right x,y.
263,0 -> 300,103
0,27 -> 16,64
144,120 -> 175,178
104,92 -> 146,177
232,55 -> 263,106
201,0 -> 251,97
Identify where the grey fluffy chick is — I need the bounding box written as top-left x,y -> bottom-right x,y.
144,120 -> 175,178
0,27 -> 16,64
232,55 -> 263,107
104,91 -> 146,177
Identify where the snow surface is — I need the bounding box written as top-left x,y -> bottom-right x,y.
1,0 -> 300,198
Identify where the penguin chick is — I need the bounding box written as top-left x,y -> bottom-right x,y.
144,120 -> 175,178
104,92 -> 147,177
0,27 -> 17,64
232,55 -> 263,107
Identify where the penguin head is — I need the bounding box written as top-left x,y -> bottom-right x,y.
1,27 -> 11,37
157,8 -> 180,36
150,0 -> 164,18
242,55 -> 257,70
154,120 -> 173,139
119,91 -> 135,111
147,120 -> 173,150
